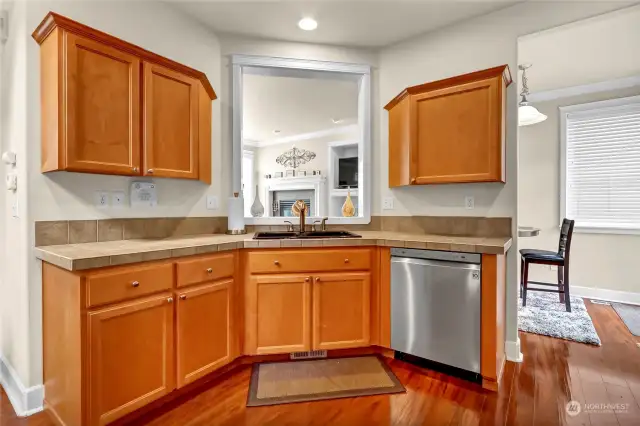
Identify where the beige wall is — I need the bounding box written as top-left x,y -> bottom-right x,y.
519,88 -> 640,294
518,5 -> 640,296
378,0 -> 632,347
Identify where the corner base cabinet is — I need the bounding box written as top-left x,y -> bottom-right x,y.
385,65 -> 512,186
33,12 -> 215,183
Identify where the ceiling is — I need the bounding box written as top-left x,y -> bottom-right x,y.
243,74 -> 358,145
171,1 -> 519,48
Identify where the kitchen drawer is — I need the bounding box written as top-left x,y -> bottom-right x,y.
248,249 -> 371,274
86,263 -> 173,308
176,252 -> 235,287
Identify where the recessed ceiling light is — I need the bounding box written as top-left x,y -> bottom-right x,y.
331,118 -> 343,124
273,129 -> 281,134
298,18 -> 318,31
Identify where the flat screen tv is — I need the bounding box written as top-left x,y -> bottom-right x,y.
338,157 -> 358,188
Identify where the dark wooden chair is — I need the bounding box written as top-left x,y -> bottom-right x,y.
520,219 -> 575,312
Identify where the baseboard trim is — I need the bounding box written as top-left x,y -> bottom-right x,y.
572,286 -> 640,306
505,338 -> 523,363
0,355 -> 44,417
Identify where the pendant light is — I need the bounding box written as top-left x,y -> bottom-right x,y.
518,64 -> 547,126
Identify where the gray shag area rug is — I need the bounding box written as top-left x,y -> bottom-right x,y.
518,292 -> 601,346
612,303 -> 640,336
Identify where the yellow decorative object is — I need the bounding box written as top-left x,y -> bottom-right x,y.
341,188 -> 356,217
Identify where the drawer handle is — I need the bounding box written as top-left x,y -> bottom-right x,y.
131,281 -> 140,288
206,268 -> 213,273
274,260 -> 280,265
167,297 -> 173,303
344,259 -> 349,263
147,169 -> 154,174
179,294 -> 187,300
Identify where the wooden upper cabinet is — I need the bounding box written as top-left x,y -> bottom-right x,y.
143,63 -> 199,179
33,12 -> 215,183
63,32 -> 140,175
386,65 -> 511,186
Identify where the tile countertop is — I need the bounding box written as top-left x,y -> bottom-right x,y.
34,231 -> 513,271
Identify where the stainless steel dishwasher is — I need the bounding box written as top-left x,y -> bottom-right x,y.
390,248 -> 481,374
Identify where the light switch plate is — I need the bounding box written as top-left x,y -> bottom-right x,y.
95,191 -> 109,208
465,196 -> 475,210
111,191 -> 126,207
206,195 -> 219,210
383,197 -> 394,210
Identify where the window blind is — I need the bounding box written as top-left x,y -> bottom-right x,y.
564,98 -> 640,230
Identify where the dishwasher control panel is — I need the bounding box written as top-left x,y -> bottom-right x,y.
390,248 -> 481,264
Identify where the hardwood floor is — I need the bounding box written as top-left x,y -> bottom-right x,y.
5,300 -> 640,425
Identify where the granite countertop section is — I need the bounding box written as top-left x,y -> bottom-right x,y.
35,231 -> 512,271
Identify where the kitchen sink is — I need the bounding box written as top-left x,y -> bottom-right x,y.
253,230 -> 361,240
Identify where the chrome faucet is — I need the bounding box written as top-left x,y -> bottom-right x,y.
293,200 -> 307,234
313,217 -> 329,232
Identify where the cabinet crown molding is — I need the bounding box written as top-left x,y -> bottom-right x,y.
32,11 -> 217,101
384,64 -> 511,111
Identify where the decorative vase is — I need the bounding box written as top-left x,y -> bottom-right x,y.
250,185 -> 264,217
342,187 -> 356,217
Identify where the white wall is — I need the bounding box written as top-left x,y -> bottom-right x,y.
2,0 -> 222,391
517,5 -> 640,296
519,5 -> 640,93
378,0 -> 632,350
519,88 -> 640,294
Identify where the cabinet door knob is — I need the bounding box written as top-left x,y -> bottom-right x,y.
147,169 -> 154,174
206,268 -> 213,273
132,167 -> 139,172
131,281 -> 140,287
179,294 -> 187,300
344,259 -> 349,263
305,277 -> 310,282
315,277 -> 320,282
274,260 -> 280,265
167,297 -> 173,303
410,178 -> 416,184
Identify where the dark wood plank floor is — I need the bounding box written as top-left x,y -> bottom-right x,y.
4,300 -> 639,425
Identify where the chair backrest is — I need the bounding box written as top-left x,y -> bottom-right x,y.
558,218 -> 575,259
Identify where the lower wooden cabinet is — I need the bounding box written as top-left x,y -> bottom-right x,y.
176,279 -> 232,387
312,272 -> 371,350
247,274 -> 312,354
87,294 -> 175,425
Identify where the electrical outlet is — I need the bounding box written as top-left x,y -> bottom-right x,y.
95,191 -> 109,208
206,195 -> 219,210
111,191 -> 126,207
465,196 -> 475,210
383,197 -> 394,210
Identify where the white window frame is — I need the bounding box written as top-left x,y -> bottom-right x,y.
560,95 -> 640,235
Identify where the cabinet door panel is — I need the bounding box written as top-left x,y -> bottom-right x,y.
65,33 -> 140,175
246,275 -> 311,354
411,77 -> 502,184
143,62 -> 199,179
176,280 -> 231,388
88,294 -> 174,425
313,272 -> 370,350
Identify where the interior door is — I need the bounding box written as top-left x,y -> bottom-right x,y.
410,77 -> 502,184
312,272 -> 371,350
176,280 -> 231,388
87,294 -> 174,425
246,274 -> 312,354
143,62 -> 199,179
64,32 -> 141,175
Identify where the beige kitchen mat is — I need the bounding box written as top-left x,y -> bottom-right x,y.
247,355 -> 405,407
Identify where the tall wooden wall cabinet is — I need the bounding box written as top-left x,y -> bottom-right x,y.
385,65 -> 511,186
32,12 -> 216,184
